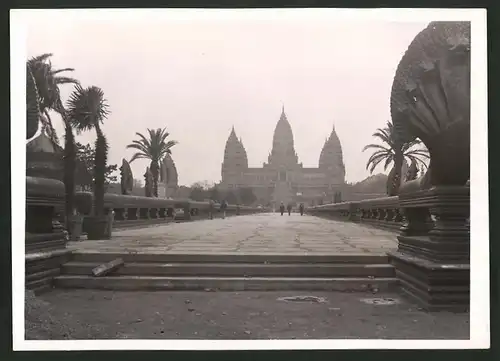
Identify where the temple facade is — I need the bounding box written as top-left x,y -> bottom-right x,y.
220,106 -> 346,207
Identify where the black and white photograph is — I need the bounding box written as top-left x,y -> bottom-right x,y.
11,8 -> 489,351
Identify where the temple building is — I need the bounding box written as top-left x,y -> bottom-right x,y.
220,106 -> 346,206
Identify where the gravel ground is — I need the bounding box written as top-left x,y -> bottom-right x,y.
25,289 -> 469,340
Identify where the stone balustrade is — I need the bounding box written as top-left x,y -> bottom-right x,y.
307,188 -> 470,311
306,196 -> 403,231
25,176 -> 71,295
74,192 -> 269,230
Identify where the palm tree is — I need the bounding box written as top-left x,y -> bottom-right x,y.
27,53 -> 78,145
27,54 -> 79,229
67,85 -> 110,225
363,121 -> 429,195
26,64 -> 40,140
126,128 -> 178,197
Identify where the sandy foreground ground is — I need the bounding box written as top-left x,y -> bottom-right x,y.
25,289 -> 469,340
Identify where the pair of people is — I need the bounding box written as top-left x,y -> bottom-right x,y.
208,199 -> 228,219
279,202 -> 292,216
278,202 -> 305,216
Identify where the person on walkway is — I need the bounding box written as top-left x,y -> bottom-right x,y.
279,202 -> 285,216
287,203 -> 292,216
220,199 -> 228,219
208,199 -> 214,220
299,202 -> 305,216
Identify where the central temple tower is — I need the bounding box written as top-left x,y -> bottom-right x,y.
267,106 -> 299,168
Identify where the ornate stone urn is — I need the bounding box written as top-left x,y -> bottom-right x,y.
26,133 -> 67,251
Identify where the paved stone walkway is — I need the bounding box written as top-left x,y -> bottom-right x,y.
70,213 -> 398,255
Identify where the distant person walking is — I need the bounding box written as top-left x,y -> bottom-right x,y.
208,199 -> 214,220
279,202 -> 285,216
287,203 -> 292,216
299,202 -> 305,216
220,199 -> 228,219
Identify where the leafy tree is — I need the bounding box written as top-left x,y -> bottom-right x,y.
362,121 -> 429,195
75,142 -> 117,191
67,85 -> 110,217
209,185 -> 220,201
237,187 -> 257,205
126,128 -> 178,197
225,190 -> 239,205
189,184 -> 206,201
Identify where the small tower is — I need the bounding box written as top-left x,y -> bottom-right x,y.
319,124 -> 346,185
221,126 -> 248,185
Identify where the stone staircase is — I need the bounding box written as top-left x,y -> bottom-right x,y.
54,253 -> 398,292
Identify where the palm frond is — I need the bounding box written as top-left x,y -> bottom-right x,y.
28,53 -> 53,64
383,154 -> 395,171
135,132 -> 152,149
405,150 -> 430,158
367,150 -> 390,164
130,152 -> 149,163
362,143 -> 391,152
368,156 -> 387,174
365,153 -> 388,171
55,76 -> 79,85
52,68 -> 75,75
126,143 -> 149,155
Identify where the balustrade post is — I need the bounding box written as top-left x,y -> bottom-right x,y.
183,204 -> 192,221
149,208 -> 158,219
347,202 -> 360,222
126,208 -> 138,220
139,207 -> 150,220
114,208 -> 126,221
389,187 -> 470,311
400,207 -> 433,237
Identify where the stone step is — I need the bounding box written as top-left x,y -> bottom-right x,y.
70,252 -> 390,265
61,262 -> 395,278
54,275 -> 398,292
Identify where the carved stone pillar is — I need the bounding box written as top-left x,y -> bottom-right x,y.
389,187 -> 470,311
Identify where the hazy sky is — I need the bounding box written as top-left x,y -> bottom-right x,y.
24,10 -> 427,186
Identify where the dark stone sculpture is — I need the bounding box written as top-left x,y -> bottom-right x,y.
144,167 -> 154,198
120,159 -> 134,195
160,153 -> 179,197
388,21 -> 471,311
391,21 -> 470,189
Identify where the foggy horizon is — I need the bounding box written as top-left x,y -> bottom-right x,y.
25,11 -> 428,187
